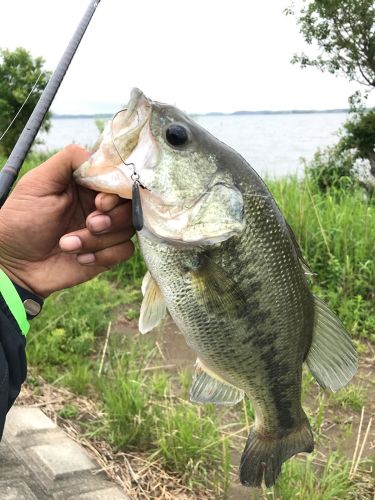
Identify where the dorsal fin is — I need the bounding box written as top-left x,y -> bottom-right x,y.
306,296 -> 357,392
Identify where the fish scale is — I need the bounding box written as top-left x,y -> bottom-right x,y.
138,179 -> 312,437
74,88 -> 357,488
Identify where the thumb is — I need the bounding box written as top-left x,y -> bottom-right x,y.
23,145 -> 91,194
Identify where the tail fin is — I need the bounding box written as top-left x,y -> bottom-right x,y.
306,296 -> 357,392
239,415 -> 313,488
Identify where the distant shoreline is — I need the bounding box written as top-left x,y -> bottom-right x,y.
52,109 -> 349,119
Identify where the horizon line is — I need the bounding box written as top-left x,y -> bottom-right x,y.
51,108 -> 350,119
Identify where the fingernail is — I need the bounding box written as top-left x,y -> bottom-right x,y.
77,253 -> 96,265
60,235 -> 82,252
89,215 -> 111,233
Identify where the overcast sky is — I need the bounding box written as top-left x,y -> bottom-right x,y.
0,0 -> 371,115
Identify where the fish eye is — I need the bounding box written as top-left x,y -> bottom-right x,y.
165,124 -> 189,147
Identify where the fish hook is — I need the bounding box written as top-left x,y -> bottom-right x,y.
110,110 -> 144,231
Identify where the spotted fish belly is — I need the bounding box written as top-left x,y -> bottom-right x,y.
138,206 -> 313,436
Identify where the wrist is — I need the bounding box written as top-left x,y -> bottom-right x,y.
12,282 -> 44,320
0,268 -> 30,335
0,218 -> 48,298
0,267 -> 43,330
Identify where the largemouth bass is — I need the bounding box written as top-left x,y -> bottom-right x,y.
74,88 -> 357,488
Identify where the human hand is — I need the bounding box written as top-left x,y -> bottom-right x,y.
0,145 -> 134,297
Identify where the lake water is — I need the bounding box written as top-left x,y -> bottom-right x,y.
36,112 -> 348,178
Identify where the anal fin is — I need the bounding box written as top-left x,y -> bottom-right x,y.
306,295 -> 357,392
190,359 -> 244,406
139,272 -> 167,334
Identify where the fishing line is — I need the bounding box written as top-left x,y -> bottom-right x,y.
110,108 -> 144,231
0,72 -> 44,144
0,0 -> 102,207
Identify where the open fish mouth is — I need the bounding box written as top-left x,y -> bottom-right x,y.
74,88 -> 245,244
74,88 -> 153,198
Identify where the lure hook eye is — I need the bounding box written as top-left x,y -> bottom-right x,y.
110,115 -> 144,231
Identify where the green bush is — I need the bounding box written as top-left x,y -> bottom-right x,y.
304,109 -> 375,194
339,108 -> 375,164
304,144 -> 357,191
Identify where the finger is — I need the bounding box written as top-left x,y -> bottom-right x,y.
23,145 -> 91,194
95,192 -> 125,212
77,240 -> 135,268
86,202 -> 132,234
59,226 -> 135,254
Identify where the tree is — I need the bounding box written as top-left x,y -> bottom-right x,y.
286,0 -> 375,194
286,0 -> 375,94
338,108 -> 375,194
0,47 -> 51,157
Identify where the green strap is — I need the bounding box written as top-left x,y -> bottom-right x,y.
0,269 -> 29,335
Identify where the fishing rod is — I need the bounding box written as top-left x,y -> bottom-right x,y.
0,0 -> 102,207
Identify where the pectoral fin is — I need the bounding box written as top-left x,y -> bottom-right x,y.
190,255 -> 247,316
306,296 -> 357,391
190,359 -> 244,405
139,272 -> 167,334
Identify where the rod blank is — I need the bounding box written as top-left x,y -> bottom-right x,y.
0,0 -> 101,207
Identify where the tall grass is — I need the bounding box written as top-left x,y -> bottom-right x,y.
155,403 -> 230,493
97,340 -> 160,450
97,339 -> 230,492
27,278 -> 141,381
270,453 -> 363,499
268,176 -> 375,340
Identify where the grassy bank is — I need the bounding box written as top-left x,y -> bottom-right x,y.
2,151 -> 374,497
268,176 -> 375,342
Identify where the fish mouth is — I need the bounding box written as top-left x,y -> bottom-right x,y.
74,88 -> 153,198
